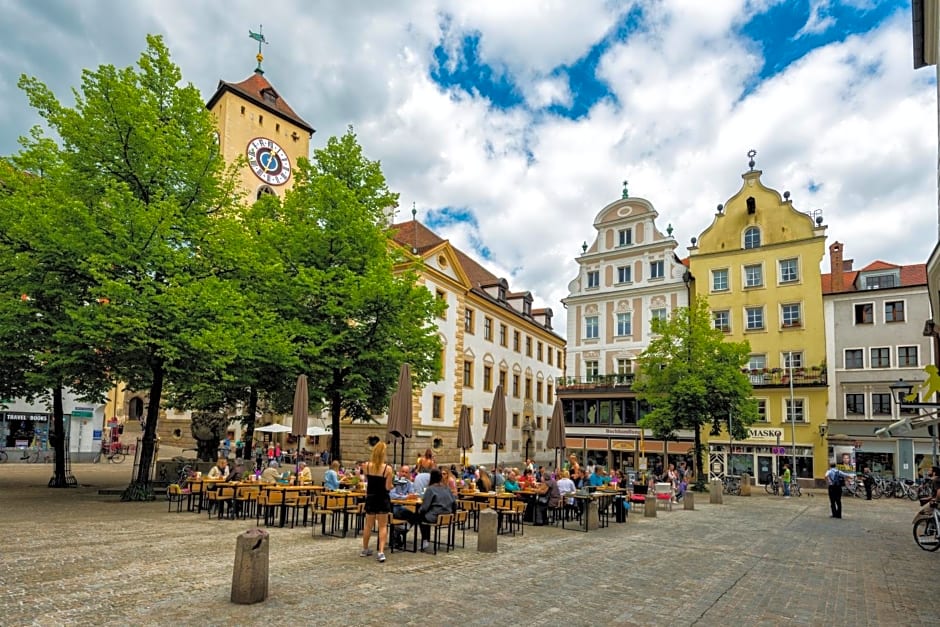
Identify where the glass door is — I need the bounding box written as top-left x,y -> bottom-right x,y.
757,455 -> 773,485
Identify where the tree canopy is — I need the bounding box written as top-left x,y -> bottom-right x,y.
633,298 -> 759,485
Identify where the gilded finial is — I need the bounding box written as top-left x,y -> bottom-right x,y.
249,25 -> 268,74
622,180 -> 629,199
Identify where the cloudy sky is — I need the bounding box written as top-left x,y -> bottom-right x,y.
0,0 -> 935,336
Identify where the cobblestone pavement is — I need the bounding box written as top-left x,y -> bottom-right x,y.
1,463 -> 938,626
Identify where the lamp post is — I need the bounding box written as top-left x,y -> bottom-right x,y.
890,379 -> 939,467
786,351 -> 797,477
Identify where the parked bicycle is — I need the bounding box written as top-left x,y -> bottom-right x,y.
94,442 -> 126,464
722,475 -> 742,496
764,473 -> 780,496
913,500 -> 940,551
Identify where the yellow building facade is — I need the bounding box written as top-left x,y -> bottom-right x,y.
689,159 -> 829,486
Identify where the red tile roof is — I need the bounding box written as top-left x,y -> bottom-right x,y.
206,72 -> 314,134
822,263 -> 926,294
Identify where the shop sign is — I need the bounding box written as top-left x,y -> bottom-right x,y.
603,427 -> 641,437
611,440 -> 635,451
2,412 -> 49,422
746,428 -> 783,440
71,408 -> 94,419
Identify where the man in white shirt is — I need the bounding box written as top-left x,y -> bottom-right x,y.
826,462 -> 845,519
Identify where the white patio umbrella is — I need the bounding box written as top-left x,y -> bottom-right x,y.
255,424 -> 292,433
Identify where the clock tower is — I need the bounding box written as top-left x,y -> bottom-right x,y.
206,43 -> 313,201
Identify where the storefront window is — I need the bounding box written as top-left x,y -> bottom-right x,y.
1,412 -> 50,448
598,401 -> 611,425
860,452 -> 895,477
729,453 -> 753,476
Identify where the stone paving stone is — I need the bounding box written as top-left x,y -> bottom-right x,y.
0,463 -> 938,626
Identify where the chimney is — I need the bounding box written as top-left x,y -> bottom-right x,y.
830,242 -> 844,292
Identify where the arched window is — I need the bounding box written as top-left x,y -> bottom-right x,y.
256,185 -> 277,201
128,397 -> 145,421
744,227 -> 761,249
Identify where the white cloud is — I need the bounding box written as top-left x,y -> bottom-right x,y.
0,0 -> 934,338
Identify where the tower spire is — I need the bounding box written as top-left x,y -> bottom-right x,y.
248,25 -> 268,74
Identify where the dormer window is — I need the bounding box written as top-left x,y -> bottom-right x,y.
261,88 -> 278,105
498,285 -> 506,302
744,227 -> 761,249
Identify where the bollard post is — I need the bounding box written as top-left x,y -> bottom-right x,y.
644,495 -> 657,518
585,500 -> 599,530
683,490 -> 694,510
231,528 -> 269,604
709,479 -> 723,504
477,508 -> 498,553
740,473 -> 752,496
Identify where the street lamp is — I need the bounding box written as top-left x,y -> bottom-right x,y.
886,378 -> 939,468
889,379 -> 914,408
785,351 -> 797,479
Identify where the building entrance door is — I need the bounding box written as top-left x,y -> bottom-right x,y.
757,455 -> 773,485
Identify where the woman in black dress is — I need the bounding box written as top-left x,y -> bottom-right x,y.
360,442 -> 393,562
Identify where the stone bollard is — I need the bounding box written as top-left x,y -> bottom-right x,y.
585,500 -> 600,530
231,528 -> 269,604
740,473 -> 752,496
709,480 -> 723,504
644,496 -> 657,518
477,508 -> 498,553
683,491 -> 694,510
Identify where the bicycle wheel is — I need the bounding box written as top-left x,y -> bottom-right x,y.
913,518 -> 940,551
765,482 -> 775,495
110,452 -> 125,464
791,483 -> 801,497
871,485 -> 881,499
908,487 -> 919,501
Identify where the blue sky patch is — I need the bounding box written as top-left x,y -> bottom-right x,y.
431,32 -> 524,109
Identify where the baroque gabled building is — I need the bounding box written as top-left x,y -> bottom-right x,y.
559,187 -> 691,474
823,243 -> 933,479
390,219 -> 564,467
689,156 -> 829,486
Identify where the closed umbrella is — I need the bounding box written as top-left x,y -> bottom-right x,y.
545,399 -> 567,471
386,363 -> 413,465
291,374 -> 309,467
483,385 -> 507,470
456,404 -> 473,467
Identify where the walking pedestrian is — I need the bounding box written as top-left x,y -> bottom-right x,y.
826,462 -> 845,519
782,463 -> 791,498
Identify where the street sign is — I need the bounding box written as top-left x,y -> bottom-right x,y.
771,446 -> 786,455
71,409 -> 94,418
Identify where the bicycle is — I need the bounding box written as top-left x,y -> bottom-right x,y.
912,500 -> 940,551
94,443 -> 125,464
722,475 -> 741,496
764,473 -> 780,495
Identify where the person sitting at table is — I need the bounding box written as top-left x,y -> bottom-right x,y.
412,467 -> 431,496
260,460 -> 281,483
556,470 -> 578,519
389,466 -> 415,519
589,466 -> 608,488
519,468 -> 537,489
324,460 -> 341,490
360,442 -> 393,563
476,466 -> 493,492
207,457 -> 230,480
493,466 -> 505,490
401,469 -> 456,552
296,461 -> 312,485
440,467 -> 458,496
503,470 -> 521,493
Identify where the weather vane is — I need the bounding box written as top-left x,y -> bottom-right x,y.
747,149 -> 757,171
249,25 -> 268,74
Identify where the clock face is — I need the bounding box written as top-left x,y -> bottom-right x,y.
246,137 -> 291,185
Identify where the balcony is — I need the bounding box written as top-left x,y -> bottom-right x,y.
743,367 -> 827,387
559,373 -> 635,391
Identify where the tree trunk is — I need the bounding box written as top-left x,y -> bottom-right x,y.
122,360 -> 163,500
329,392 -> 342,464
47,383 -> 75,488
243,385 -> 258,461
692,423 -> 707,491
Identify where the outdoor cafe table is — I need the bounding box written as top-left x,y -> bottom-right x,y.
323,489 -> 364,537
186,478 -> 225,513
565,491 -> 617,532
259,484 -> 322,528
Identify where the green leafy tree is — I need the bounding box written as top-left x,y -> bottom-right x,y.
17,35 -> 245,499
247,127 -> 444,461
633,298 -> 758,489
0,136 -> 112,487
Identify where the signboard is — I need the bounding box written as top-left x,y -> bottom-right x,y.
71,408 -> 94,419
638,459 -> 648,470
92,430 -> 102,440
746,428 -> 784,441
771,447 -> 786,455
611,440 -> 635,451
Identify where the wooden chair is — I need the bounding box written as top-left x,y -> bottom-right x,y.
206,486 -> 235,519
166,483 -> 188,513
256,490 -> 285,526
428,513 -> 454,554
458,499 -> 481,532
452,509 -> 469,548
505,501 -> 526,536
233,485 -> 260,520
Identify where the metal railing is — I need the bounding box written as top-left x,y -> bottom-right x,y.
743,369 -> 827,386
559,374 -> 636,389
